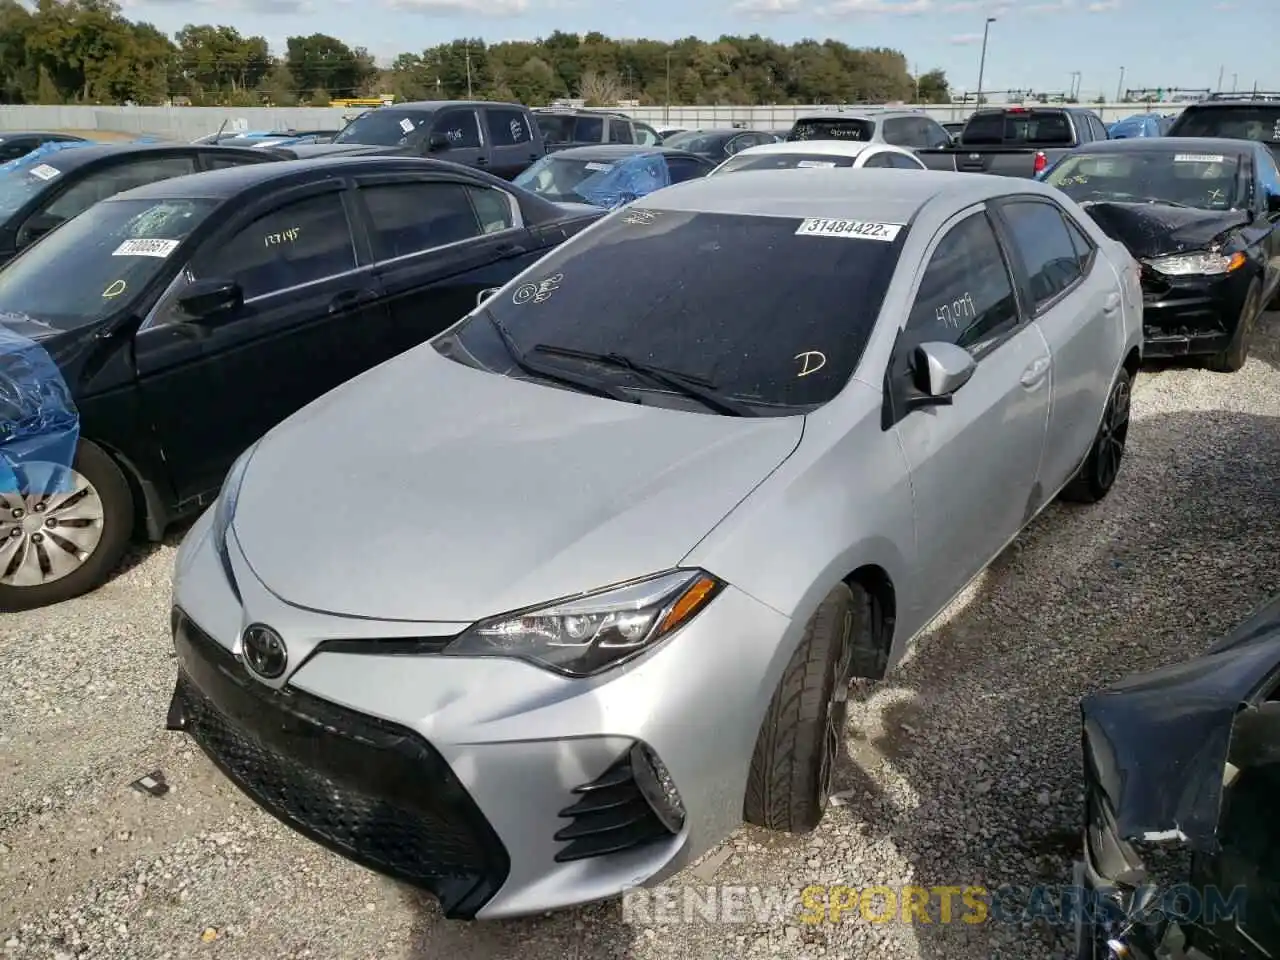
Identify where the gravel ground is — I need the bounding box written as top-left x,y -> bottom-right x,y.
2,315 -> 1278,960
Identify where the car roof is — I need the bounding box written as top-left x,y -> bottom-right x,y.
15,142 -> 237,173
0,131 -> 87,140
638,168 -> 1044,220
382,100 -> 517,112
1072,136 -> 1259,155
547,144 -> 700,160
730,140 -> 883,158
792,111 -> 911,122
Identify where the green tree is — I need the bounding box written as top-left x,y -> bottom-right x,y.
915,69 -> 949,104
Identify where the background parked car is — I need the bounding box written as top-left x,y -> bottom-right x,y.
513,145 -> 714,207
0,155 -> 604,610
1041,137 -> 1280,371
1166,91 -> 1280,162
0,131 -> 89,163
785,110 -> 952,153
532,108 -> 664,150
708,139 -> 926,176
917,106 -> 1110,177
0,142 -> 279,268
328,100 -> 546,179
660,127 -> 780,164
1107,113 -> 1164,138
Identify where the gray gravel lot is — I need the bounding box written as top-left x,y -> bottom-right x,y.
3,315 -> 1279,960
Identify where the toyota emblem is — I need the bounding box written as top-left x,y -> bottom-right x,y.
241,623 -> 287,679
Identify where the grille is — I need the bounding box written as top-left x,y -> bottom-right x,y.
169,612 -> 509,919
554,751 -> 671,862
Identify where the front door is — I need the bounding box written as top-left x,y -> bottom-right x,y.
134,182 -> 390,505
482,106 -> 541,180
428,108 -> 485,172
889,206 -> 1052,624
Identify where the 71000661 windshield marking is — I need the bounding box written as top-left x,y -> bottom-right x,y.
794,219 -> 902,241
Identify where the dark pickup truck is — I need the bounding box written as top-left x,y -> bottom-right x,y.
916,106 -> 1110,177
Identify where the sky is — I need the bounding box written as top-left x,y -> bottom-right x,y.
114,0 -> 1280,98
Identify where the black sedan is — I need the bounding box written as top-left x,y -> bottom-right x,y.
0,142 -> 280,268
511,144 -> 715,207
0,131 -> 88,163
1042,137 -> 1280,371
658,128 -> 779,164
0,155 -> 604,610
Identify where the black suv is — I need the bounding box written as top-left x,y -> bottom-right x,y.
532,108 -> 664,151
1167,92 -> 1280,162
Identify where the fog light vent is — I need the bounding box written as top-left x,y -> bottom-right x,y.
629,742 -> 685,834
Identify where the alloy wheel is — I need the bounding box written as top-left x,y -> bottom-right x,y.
818,608 -> 856,802
0,463 -> 105,587
1095,376 -> 1131,491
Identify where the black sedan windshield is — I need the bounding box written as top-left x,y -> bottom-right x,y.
0,197 -> 217,331
333,110 -> 430,146
1044,150 -> 1246,210
716,152 -> 858,174
435,207 -> 907,414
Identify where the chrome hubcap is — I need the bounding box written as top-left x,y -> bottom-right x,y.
1096,377 -> 1130,489
0,463 -> 104,587
819,609 -> 855,801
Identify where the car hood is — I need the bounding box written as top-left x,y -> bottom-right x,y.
1079,201 -> 1250,259
1080,592 -> 1280,853
231,347 -> 804,623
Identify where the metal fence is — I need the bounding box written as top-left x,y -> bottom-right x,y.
0,102 -> 1193,139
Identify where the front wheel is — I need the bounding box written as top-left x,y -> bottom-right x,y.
1207,279 -> 1261,374
0,440 -> 134,611
1060,367 -> 1131,505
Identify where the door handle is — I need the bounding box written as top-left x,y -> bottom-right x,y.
1020,357 -> 1050,387
329,289 -> 377,314
474,156 -> 489,165
1103,292 -> 1121,314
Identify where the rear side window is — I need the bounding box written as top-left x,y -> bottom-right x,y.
889,152 -> 925,170
906,211 -> 1018,356
574,116 -> 604,142
607,120 -> 633,144
861,152 -> 892,168
202,151 -> 270,170
359,182 -> 482,260
882,118 -> 924,148
961,110 -> 1074,146
999,200 -> 1083,309
788,118 -> 875,142
1169,105 -> 1280,144
486,109 -> 533,147
434,110 -> 480,150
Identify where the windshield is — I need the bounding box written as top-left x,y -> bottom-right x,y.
513,154 -> 669,206
0,142 -> 91,220
0,197 -> 217,331
1044,150 -> 1247,210
332,109 -> 430,146
787,119 -> 875,142
715,152 -> 858,175
660,131 -> 723,153
434,208 -> 906,414
1170,105 -> 1280,144
961,110 -> 1073,145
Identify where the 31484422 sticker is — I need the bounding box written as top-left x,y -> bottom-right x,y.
795,218 -> 902,241
112,238 -> 180,258
795,160 -> 836,168
1173,153 -> 1225,163
28,163 -> 60,181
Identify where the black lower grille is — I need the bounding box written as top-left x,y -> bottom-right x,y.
168,611 -> 509,918
554,751 -> 671,862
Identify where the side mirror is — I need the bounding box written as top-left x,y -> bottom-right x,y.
177,278 -> 243,324
476,287 -> 500,307
427,131 -> 450,152
16,213 -> 62,248
907,341 -> 976,409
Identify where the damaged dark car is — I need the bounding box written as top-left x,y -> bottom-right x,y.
1076,592 -> 1280,959
1043,137 -> 1280,372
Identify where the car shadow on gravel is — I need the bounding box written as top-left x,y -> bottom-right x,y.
392,409 -> 1279,960
106,517 -> 194,580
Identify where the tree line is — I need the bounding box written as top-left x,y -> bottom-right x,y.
0,0 -> 953,107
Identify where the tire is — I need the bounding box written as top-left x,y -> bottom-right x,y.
0,440 -> 134,611
1206,279 -> 1261,374
744,581 -> 866,833
1061,367 -> 1132,505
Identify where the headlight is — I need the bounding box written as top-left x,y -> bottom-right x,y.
443,569 -> 724,678
211,442 -> 259,596
1143,250 -> 1246,276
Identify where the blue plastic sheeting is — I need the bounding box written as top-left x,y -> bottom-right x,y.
575,153 -> 672,209
0,139 -> 93,175
0,326 -> 79,494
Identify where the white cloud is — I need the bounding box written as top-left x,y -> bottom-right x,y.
949,31 -> 983,43
816,0 -> 932,15
381,0 -> 529,13
730,0 -> 805,12
1087,0 -> 1117,9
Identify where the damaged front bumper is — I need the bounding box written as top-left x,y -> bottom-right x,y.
1139,267 -> 1251,359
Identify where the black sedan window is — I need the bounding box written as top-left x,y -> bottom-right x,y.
333,110 -> 431,147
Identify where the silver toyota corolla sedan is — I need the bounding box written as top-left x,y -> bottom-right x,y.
166,169 -> 1144,920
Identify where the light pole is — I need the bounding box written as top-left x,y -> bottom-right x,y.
1216,65 -> 1224,92
975,17 -> 996,107
1232,72 -> 1238,92
1116,66 -> 1124,102
1069,71 -> 1081,101
665,52 -> 672,124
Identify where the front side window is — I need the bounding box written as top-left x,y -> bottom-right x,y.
665,157 -> 708,183
0,197 -> 217,330
486,109 -> 533,147
787,118 -> 875,142
434,208 -> 908,414
574,116 -> 604,142
715,152 -> 857,175
333,109 -> 431,146
192,192 -> 354,300
905,211 -> 1019,357
1044,150 -> 1247,211
607,120 -> 633,144
881,118 -> 922,148
359,182 -> 483,260
999,200 -> 1083,310
662,132 -> 718,154
920,119 -> 951,148
433,110 -> 481,150
634,123 -> 662,146
43,156 -> 198,223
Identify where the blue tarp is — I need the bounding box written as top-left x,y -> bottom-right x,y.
575,153 -> 672,209
0,327 -> 79,494
0,139 -> 93,176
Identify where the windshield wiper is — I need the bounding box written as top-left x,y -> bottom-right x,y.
486,313 -> 637,403
530,343 -> 755,417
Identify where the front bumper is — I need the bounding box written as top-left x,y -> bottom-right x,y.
1139,267 -> 1250,358
167,508 -> 795,918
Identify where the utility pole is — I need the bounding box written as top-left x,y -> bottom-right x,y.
665,52 -> 672,124
1116,66 -> 1124,102
1216,65 -> 1224,92
1069,71 -> 1081,101
465,41 -> 473,99
975,17 -> 995,106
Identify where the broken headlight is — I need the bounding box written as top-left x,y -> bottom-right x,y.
1144,250 -> 1245,276
443,569 -> 724,678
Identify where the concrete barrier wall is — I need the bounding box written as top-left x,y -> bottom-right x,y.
0,103 -> 1191,139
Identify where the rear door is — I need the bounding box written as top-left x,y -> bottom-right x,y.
351,171 -> 544,359
483,107 -> 541,180
134,181 -> 390,503
429,108 -> 485,171
990,196 -> 1116,495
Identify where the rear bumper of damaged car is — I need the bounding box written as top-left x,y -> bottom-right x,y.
1139,269 -> 1251,358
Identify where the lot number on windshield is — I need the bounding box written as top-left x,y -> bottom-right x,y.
795,218 -> 902,241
